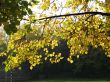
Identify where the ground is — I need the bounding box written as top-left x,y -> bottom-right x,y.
26,80 -> 110,82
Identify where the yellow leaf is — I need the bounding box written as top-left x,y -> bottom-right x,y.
77,55 -> 79,59
30,66 -> 33,70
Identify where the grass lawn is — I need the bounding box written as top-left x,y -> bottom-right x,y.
26,80 -> 110,82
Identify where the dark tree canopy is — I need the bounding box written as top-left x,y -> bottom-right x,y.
0,0 -> 39,35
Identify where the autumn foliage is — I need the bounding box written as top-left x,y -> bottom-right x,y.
0,0 -> 110,71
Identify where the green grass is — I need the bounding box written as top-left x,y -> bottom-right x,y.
26,80 -> 110,82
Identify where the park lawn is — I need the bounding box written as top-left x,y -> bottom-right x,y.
26,80 -> 110,82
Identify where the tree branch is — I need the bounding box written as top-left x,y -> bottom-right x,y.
38,12 -> 110,20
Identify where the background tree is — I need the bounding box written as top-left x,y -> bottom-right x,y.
0,0 -> 39,35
